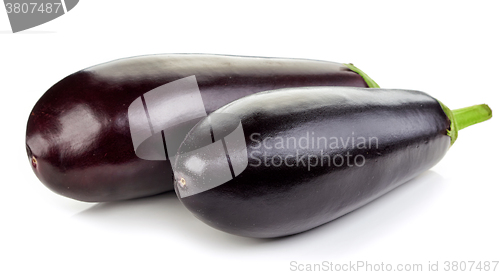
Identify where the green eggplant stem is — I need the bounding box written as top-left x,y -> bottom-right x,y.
452,104 -> 492,131
438,101 -> 492,146
344,63 -> 380,88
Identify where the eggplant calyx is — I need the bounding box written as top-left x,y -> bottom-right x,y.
344,63 -> 380,88
438,101 -> 492,146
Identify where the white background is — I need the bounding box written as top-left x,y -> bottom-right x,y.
1,1 -> 499,274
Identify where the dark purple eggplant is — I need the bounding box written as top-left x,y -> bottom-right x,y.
26,54 -> 378,202
173,86 -> 492,238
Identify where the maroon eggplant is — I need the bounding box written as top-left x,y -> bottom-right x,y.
26,54 -> 378,202
173,86 -> 492,238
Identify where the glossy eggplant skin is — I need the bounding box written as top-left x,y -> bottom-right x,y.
26,54 -> 370,202
174,87 -> 451,238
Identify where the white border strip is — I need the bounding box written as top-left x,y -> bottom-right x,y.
60,0 -> 68,13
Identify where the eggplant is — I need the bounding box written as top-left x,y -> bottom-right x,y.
26,54 -> 378,202
173,86 -> 492,238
